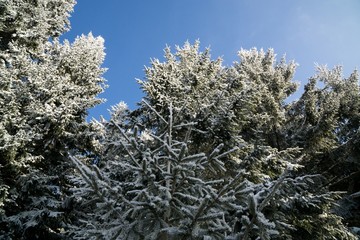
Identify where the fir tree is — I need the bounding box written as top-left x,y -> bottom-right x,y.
0,0 -> 106,238
285,65 -> 360,232
0,1 -> 358,239
70,42 -> 357,239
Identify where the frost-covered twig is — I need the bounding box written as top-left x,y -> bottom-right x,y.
142,99 -> 168,124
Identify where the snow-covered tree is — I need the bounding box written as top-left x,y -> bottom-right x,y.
70,42 -> 357,239
1,0 -> 358,238
285,66 -> 360,234
0,0 -> 106,238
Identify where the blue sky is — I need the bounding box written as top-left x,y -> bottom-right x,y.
63,0 -> 360,119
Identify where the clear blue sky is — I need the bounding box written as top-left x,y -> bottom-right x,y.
63,0 -> 360,119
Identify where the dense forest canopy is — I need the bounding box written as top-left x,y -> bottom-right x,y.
0,0 -> 359,239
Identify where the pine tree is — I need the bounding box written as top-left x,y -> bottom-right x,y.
0,0 -> 106,238
1,1 -> 358,238
285,65 -> 360,233
70,42 -> 357,239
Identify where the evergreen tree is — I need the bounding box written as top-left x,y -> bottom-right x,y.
0,0 -> 106,238
285,65 -> 360,232
70,42 -> 358,239
0,1 -> 358,239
